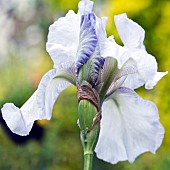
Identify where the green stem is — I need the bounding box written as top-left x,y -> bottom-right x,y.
84,152 -> 93,170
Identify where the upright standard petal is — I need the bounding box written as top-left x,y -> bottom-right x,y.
1,67 -> 74,136
46,10 -> 80,67
78,0 -> 94,15
76,12 -> 105,87
95,87 -> 164,164
114,13 -> 145,49
96,16 -> 127,69
76,13 -> 98,74
113,13 -> 167,89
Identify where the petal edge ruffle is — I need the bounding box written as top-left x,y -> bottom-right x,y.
95,87 -> 164,164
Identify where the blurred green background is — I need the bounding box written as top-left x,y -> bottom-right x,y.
0,0 -> 169,169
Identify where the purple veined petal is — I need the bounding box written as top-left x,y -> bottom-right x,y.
95,87 -> 164,164
87,45 -> 105,86
1,66 -> 74,136
46,10 -> 80,68
114,13 -> 145,49
145,71 -> 168,89
76,13 -> 108,85
78,0 -> 94,15
76,13 -> 98,74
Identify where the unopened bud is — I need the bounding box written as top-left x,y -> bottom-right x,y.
77,82 -> 101,153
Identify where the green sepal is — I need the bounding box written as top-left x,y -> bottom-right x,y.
78,99 -> 100,153
78,100 -> 97,131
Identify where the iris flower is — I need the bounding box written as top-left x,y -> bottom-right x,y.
1,0 -> 167,166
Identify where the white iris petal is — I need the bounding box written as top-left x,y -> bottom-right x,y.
36,69 -> 72,119
95,87 -> 164,164
145,71 -> 168,89
2,92 -> 40,136
78,0 -> 94,15
96,16 -> 127,69
114,13 -> 145,49
113,13 -> 167,89
46,10 -> 80,68
119,49 -> 158,89
2,68 -> 72,136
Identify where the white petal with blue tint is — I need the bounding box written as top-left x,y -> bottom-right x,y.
46,10 -> 80,67
96,16 -> 107,43
114,13 -> 145,49
96,16 -> 127,69
113,13 -> 168,89
95,87 -> 164,164
2,67 -> 73,136
2,92 -> 41,136
36,69 -> 71,119
78,0 -> 94,15
120,49 -> 157,89
145,71 -> 168,89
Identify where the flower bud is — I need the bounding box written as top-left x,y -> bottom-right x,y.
77,83 -> 101,153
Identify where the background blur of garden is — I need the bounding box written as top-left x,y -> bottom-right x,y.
0,0 -> 169,169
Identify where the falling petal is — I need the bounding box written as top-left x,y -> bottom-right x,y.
95,87 -> 164,164
2,66 -> 74,136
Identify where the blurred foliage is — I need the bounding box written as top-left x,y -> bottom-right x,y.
0,0 -> 170,170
